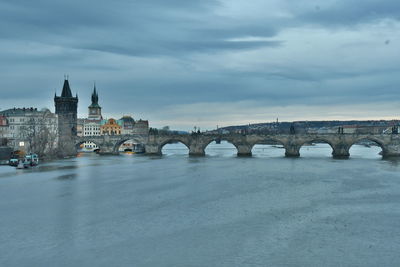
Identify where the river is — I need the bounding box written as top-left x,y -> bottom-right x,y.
1,142 -> 400,267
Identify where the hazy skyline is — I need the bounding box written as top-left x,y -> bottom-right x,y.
1,0 -> 399,130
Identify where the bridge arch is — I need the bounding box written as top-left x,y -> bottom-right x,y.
349,137 -> 387,158
113,137 -> 146,153
300,138 -> 335,149
250,138 -> 286,157
299,138 -> 335,158
159,138 -> 190,155
75,139 -> 102,153
203,138 -> 239,156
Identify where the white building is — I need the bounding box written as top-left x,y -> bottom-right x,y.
0,107 -> 58,153
79,119 -> 101,151
78,85 -> 103,152
84,120 -> 101,136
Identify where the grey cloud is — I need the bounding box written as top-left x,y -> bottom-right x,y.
295,0 -> 400,26
1,0 -> 399,58
0,0 -> 280,56
80,40 -> 281,57
0,0 -> 400,128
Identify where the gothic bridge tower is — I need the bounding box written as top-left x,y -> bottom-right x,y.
54,78 -> 78,156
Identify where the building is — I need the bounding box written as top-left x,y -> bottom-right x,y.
84,120 -> 102,136
88,84 -> 102,120
100,118 -> 122,135
84,87 -> 103,136
77,118 -> 84,137
79,119 -> 102,151
0,115 -> 7,126
0,115 -> 8,141
75,82 -> 149,152
54,79 -> 78,156
115,116 -> 149,152
119,115 -> 149,135
78,86 -> 103,151
120,116 -> 135,135
0,108 -> 58,153
133,119 -> 149,135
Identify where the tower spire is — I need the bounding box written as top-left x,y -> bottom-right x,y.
91,82 -> 98,104
94,82 -> 98,97
61,78 -> 73,97
88,82 -> 102,119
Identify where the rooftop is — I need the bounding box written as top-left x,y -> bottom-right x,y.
0,107 -> 55,117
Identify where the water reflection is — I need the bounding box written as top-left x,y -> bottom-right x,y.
205,141 -> 237,157
1,145 -> 400,267
349,144 -> 382,159
162,142 -> 189,156
56,173 -> 78,180
300,143 -> 333,158
252,144 -> 286,158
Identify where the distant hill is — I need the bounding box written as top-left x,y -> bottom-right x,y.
213,120 -> 399,134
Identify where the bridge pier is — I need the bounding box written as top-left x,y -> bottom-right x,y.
98,143 -> 119,155
145,144 -> 161,155
285,144 -> 300,158
382,136 -> 400,158
332,143 -> 350,159
236,144 -> 252,157
189,144 -> 205,156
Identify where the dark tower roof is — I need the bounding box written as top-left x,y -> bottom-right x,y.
91,84 -> 99,104
89,83 -> 101,108
61,79 -> 73,97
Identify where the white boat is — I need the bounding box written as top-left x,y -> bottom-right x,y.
25,153 -> 39,166
9,158 -> 19,167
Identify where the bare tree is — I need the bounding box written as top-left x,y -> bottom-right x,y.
19,111 -> 58,157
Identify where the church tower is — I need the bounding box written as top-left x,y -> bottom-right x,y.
54,78 -> 78,156
88,84 -> 102,119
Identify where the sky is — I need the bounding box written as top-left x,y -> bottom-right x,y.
0,0 -> 399,130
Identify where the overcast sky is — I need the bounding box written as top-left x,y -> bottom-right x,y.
0,0 -> 399,130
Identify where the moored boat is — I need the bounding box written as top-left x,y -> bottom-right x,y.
25,153 -> 39,166
9,158 -> 19,167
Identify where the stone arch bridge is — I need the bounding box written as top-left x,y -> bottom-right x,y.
76,133 -> 400,158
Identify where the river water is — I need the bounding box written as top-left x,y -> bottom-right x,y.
1,142 -> 400,267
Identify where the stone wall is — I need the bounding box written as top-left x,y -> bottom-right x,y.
0,146 -> 12,164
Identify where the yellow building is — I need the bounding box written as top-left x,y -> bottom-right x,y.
100,118 -> 122,135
